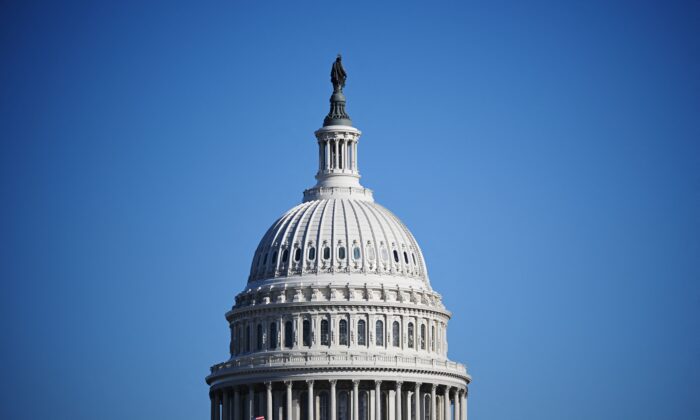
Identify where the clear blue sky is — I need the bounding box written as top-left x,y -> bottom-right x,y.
1,1 -> 698,419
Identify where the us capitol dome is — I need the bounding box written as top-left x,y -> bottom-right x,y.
207,56 -> 471,420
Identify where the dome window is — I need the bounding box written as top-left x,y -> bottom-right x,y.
338,246 -> 346,260
357,320 -> 366,346
375,320 -> 384,347
323,246 -> 331,260
308,246 -> 316,261
321,319 -> 330,346
294,248 -> 302,262
367,245 -> 376,261
392,321 -> 400,347
403,251 -> 409,264
303,320 -> 311,347
269,322 -> 278,349
393,250 -> 399,263
353,246 -> 361,260
262,253 -> 268,265
407,322 -> 414,348
339,319 -> 348,346
284,321 -> 293,348
412,253 -> 417,265
282,249 -> 289,263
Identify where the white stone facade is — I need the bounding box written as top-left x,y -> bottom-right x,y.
207,78 -> 470,420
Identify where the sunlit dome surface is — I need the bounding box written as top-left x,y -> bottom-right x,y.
248,198 -> 431,291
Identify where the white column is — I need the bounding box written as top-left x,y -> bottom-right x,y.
234,388 -> 241,420
353,141 -> 358,171
353,380 -> 360,420
248,387 -> 255,420
307,380 -> 315,420
414,383 -> 420,420
430,386 -> 436,420
286,381 -> 293,420
267,382 -> 273,420
213,391 -> 221,420
452,390 -> 459,420
395,382 -> 402,420
461,389 -> 467,420
334,140 -> 339,169
223,389 -> 230,420
405,392 -> 411,420
330,380 -> 337,420
375,381 -> 382,420
442,388 -> 450,420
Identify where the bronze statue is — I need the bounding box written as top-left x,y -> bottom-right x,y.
330,54 -> 347,92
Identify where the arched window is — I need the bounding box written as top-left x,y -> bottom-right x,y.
303,319 -> 311,347
353,246 -> 361,260
269,322 -> 278,349
300,392 -> 309,420
393,249 -> 399,263
321,319 -> 330,346
357,319 -> 366,346
257,323 -> 263,350
423,394 -> 432,420
412,253 -> 417,265
282,248 -> 289,263
284,321 -> 293,348
338,246 -> 346,260
420,324 -> 426,350
338,392 -> 349,420
392,321 -> 400,347
246,324 -> 251,352
308,246 -> 316,261
381,391 -> 389,420
339,319 -> 348,346
376,320 -> 384,347
404,251 -> 409,264
294,247 -> 302,262
359,391 -> 369,420
408,323 -> 414,348
320,392 -> 330,420
409,393 -> 416,420
431,325 -> 435,351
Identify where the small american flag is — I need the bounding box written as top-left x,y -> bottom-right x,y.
255,416 -> 265,420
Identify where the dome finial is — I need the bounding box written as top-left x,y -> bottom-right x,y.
324,54 -> 352,127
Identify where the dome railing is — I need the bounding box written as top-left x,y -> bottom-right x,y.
209,351 -> 468,378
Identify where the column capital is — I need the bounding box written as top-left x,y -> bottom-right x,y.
306,379 -> 315,387
414,382 -> 422,389
265,381 -> 272,390
431,383 -> 437,391
329,379 -> 338,386
396,381 -> 403,389
285,380 -> 293,388
352,379 -> 360,388
375,380 -> 382,387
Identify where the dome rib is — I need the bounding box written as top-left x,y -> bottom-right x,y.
248,198 -> 430,290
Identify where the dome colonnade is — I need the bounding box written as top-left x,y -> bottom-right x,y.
207,56 -> 470,420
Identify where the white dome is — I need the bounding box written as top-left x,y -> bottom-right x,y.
248,198 -> 431,290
